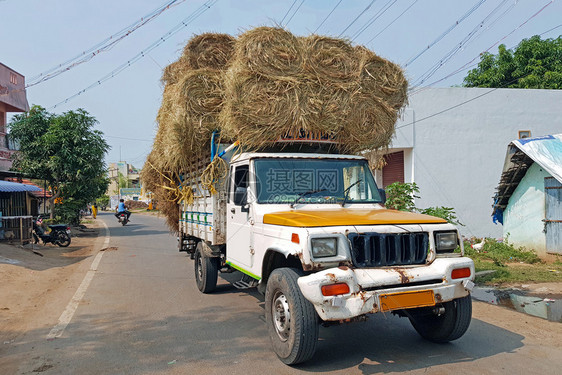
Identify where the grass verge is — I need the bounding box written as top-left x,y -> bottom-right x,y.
462,239 -> 562,285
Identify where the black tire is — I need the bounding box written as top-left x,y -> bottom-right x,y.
121,219 -> 128,226
55,232 -> 71,247
408,294 -> 472,343
265,268 -> 318,365
194,242 -> 218,293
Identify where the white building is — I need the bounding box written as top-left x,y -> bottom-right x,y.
373,87 -> 562,239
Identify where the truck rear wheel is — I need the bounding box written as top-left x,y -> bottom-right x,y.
194,242 -> 218,293
408,294 -> 472,343
265,268 -> 318,365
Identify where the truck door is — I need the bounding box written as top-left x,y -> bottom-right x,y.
226,164 -> 254,268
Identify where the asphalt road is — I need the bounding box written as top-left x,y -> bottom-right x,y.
8,212 -> 562,374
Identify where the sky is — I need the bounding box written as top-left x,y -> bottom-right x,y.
1,0 -> 561,168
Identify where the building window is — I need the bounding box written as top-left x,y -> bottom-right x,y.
518,130 -> 531,139
10,73 -> 18,85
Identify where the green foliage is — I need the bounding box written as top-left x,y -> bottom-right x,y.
384,182 -> 419,211
464,238 -> 541,266
463,35 -> 562,89
419,206 -> 463,226
96,195 -> 110,207
54,199 -> 84,225
9,106 -> 110,219
118,172 -> 129,189
384,182 -> 462,225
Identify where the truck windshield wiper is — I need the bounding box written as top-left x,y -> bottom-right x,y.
290,189 -> 327,208
341,179 -> 362,207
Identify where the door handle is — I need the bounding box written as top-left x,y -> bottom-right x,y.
230,208 -> 235,214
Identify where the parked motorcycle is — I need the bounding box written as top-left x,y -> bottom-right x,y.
117,212 -> 129,226
32,217 -> 72,247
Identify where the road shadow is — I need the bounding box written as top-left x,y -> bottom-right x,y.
1,303 -> 526,375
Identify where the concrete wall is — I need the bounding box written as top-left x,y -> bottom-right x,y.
503,163 -> 550,255
390,87 -> 562,238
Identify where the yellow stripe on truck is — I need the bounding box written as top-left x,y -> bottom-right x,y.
263,209 -> 447,227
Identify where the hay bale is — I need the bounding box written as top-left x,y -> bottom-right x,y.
161,59 -> 191,86
302,35 -> 360,87
341,94 -> 397,153
179,69 -> 225,131
234,27 -> 303,80
182,33 -> 235,70
356,46 -> 408,111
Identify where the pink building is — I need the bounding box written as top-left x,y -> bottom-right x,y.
0,63 -> 29,173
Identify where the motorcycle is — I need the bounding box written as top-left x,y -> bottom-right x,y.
117,212 -> 129,226
32,217 -> 72,247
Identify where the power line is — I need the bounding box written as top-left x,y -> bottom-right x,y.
49,0 -> 217,110
540,23 -> 562,36
339,0 -> 378,37
410,0 -> 512,88
410,0 -> 556,94
285,0 -> 306,26
314,0 -> 343,33
26,0 -> 186,88
403,0 -> 487,67
351,0 -> 398,42
397,72 -> 533,130
365,0 -> 419,45
280,0 -> 298,25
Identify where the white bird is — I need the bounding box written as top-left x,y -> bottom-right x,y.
471,238 -> 486,251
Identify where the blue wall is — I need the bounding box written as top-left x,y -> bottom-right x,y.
503,163 -> 550,255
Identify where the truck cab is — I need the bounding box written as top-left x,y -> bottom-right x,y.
183,151 -> 475,365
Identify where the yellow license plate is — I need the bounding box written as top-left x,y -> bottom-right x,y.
379,290 -> 435,312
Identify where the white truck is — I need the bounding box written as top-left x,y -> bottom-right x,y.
178,145 -> 475,365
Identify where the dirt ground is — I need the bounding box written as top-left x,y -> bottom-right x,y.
0,221 -> 102,345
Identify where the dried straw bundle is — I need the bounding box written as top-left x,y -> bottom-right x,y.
161,58 -> 191,86
182,33 -> 235,70
234,27 -> 303,80
302,35 -> 360,87
179,69 -> 225,132
341,94 -> 397,153
356,46 -> 408,111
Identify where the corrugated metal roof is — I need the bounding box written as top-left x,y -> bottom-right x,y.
492,134 -> 562,221
0,180 -> 42,192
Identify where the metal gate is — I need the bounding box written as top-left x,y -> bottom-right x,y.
545,177 -> 562,254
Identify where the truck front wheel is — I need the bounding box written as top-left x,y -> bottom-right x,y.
194,242 -> 218,293
408,294 -> 472,343
265,268 -> 318,365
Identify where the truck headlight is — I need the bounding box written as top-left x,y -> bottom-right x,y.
311,238 -> 338,258
435,231 -> 458,253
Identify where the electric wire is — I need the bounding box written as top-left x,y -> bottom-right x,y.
26,0 -> 186,88
410,0 -> 512,88
351,0 -> 398,42
403,0 -> 487,67
338,0 -> 378,37
409,0 -> 556,95
365,0 -> 419,45
539,23 -> 562,36
396,72 -> 534,130
48,0 -> 217,110
280,0 -> 298,25
285,0 -> 306,26
314,0 -> 343,33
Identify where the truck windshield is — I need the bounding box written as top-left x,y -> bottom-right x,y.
254,158 -> 383,204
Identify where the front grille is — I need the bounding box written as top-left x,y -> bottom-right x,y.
348,232 -> 429,267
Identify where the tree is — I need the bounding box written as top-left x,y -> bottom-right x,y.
9,106 -> 110,223
463,35 -> 562,89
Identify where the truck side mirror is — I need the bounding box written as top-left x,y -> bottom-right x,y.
378,188 -> 386,204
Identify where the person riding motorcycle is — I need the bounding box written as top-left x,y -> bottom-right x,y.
114,199 -> 131,221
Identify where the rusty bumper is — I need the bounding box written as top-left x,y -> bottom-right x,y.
297,257 -> 475,321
